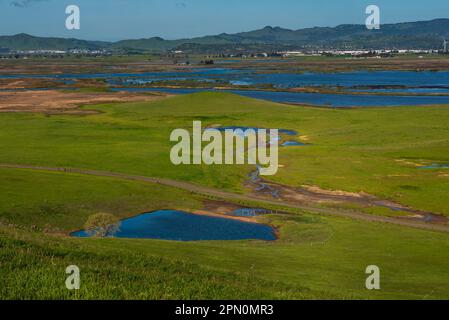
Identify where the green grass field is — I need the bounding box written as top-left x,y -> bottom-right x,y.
1,92 -> 449,299
0,92 -> 448,214
2,167 -> 449,299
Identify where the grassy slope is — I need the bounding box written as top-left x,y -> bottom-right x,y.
0,92 -> 448,214
1,92 -> 449,299
1,168 -> 449,299
0,226 -> 307,300
0,168 -> 201,232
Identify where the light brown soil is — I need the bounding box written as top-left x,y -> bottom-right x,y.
302,185 -> 371,199
395,159 -> 425,167
3,56 -> 449,77
199,200 -> 242,214
247,176 -> 449,225
192,200 -> 276,223
0,90 -> 169,114
0,78 -> 67,90
192,210 -> 257,223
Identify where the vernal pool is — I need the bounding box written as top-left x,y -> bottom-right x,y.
72,210 -> 276,241
419,163 -> 449,169
206,126 -> 303,147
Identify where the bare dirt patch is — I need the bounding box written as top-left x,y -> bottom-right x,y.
395,159 -> 425,167
246,168 -> 449,225
199,200 -> 243,214
192,200 -> 258,223
2,163 -> 449,233
301,185 -> 371,199
0,90 -> 170,114
0,78 -> 67,90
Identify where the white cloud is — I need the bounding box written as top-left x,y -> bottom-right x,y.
10,0 -> 49,8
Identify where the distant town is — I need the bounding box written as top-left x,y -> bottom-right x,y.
2,18 -> 449,60
1,47 -> 448,61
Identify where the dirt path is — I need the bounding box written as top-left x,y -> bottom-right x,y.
247,167 -> 447,224
2,163 -> 449,233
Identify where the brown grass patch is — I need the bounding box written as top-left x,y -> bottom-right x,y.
0,90 -> 170,114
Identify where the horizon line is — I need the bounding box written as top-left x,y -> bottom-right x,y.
1,17 -> 448,43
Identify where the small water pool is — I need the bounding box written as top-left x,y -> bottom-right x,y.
419,163 -> 449,169
205,126 -> 303,147
282,141 -> 305,147
227,208 -> 270,217
72,210 -> 276,241
112,87 -> 449,107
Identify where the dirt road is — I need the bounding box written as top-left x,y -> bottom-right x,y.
2,163 -> 449,233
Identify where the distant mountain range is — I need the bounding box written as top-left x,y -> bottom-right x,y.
2,18 -> 449,53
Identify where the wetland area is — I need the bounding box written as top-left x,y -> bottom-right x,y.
2,55 -> 449,300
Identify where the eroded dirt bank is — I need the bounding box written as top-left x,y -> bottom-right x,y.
247,167 -> 449,225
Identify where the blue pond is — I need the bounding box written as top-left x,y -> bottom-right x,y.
351,87 -> 449,94
228,208 -> 270,217
282,141 -> 305,147
72,210 -> 276,241
5,69 -> 449,107
419,164 -> 449,169
112,87 -> 449,108
205,126 -> 302,146
207,126 -> 297,136
5,69 -> 449,89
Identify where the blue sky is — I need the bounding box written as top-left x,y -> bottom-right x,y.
0,0 -> 449,41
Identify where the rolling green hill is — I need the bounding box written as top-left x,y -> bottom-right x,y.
2,18 -> 449,52
0,33 -> 108,51
1,92 -> 449,299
